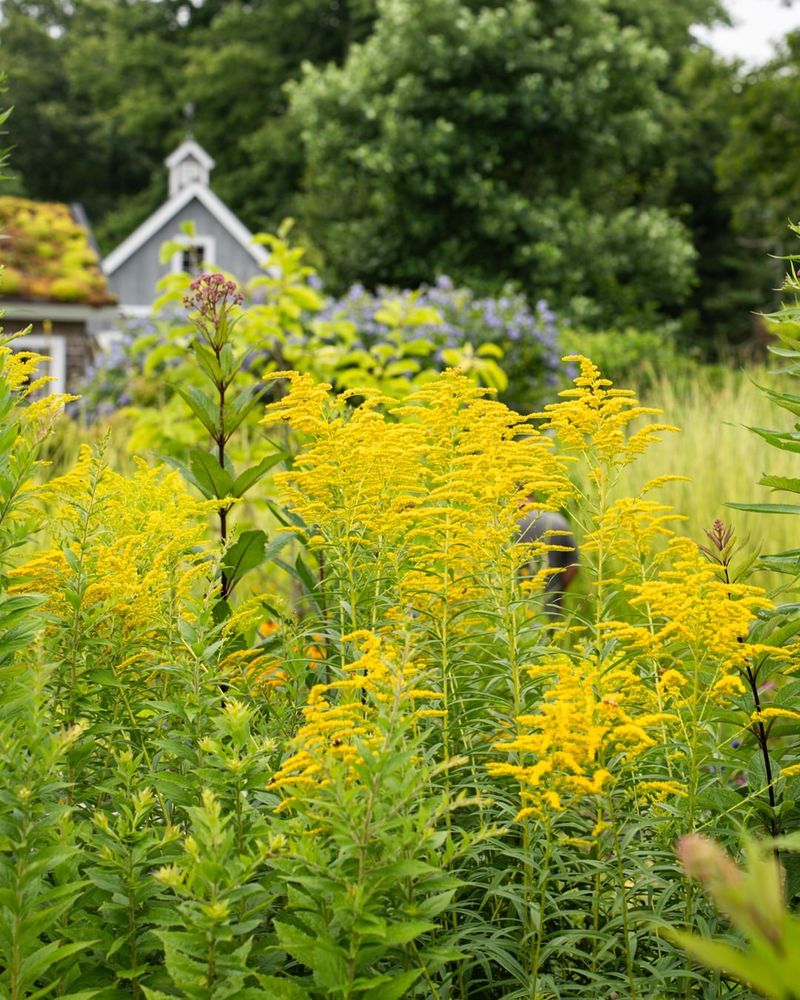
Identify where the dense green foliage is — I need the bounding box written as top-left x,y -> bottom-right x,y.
2,0 -> 793,345
4,285 -> 800,997
291,0 -> 708,326
0,0 -> 377,249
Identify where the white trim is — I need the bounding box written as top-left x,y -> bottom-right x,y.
11,333 -> 67,395
119,305 -> 154,319
101,184 -> 267,276
1,301 -> 118,324
165,139 -> 215,172
170,234 -> 217,275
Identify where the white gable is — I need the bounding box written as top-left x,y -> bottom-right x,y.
102,183 -> 268,276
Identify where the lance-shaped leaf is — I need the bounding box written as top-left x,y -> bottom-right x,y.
191,341 -> 222,384
263,531 -> 293,565
222,530 -> 267,589
760,550 -> 800,575
751,382 -> 800,419
727,501 -> 800,515
187,449 -> 235,500
223,386 -> 262,439
231,454 -> 284,498
173,384 -> 220,437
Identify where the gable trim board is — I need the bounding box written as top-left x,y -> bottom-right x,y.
165,139 -> 215,172
102,183 -> 268,276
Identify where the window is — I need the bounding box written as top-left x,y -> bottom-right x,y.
182,244 -> 206,276
9,333 -> 67,396
171,235 -> 216,277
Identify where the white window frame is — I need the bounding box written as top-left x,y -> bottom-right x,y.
10,333 -> 67,395
170,234 -> 216,276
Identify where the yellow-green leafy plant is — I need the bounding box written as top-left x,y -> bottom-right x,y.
669,833 -> 800,999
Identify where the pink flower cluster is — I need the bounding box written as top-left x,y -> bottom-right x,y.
183,272 -> 244,326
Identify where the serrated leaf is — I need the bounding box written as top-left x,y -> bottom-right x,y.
361,968 -> 422,1000
254,979 -> 308,999
758,475 -> 800,493
382,919 -> 436,945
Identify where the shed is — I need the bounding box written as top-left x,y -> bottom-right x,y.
0,197 -> 118,393
102,139 -> 268,315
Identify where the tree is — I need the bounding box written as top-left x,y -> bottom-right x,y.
0,0 -> 189,246
717,32 -> 800,263
658,49 -> 778,350
289,0 -> 723,326
180,0 -> 377,235
0,0 -> 378,251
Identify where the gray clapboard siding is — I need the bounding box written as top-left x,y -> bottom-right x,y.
107,197 -> 264,309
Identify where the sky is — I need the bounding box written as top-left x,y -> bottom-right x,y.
696,0 -> 800,63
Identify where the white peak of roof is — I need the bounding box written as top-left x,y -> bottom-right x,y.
166,139 -> 216,196
165,139 -> 216,171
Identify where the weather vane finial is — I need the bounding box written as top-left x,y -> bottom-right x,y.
183,102 -> 196,138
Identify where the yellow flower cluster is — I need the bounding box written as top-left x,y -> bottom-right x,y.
263,371 -> 425,561
582,494 -> 685,581
270,631 -> 443,808
489,654 -> 675,820
10,446 -> 219,670
1,343 -> 77,448
399,373 -> 574,612
601,536 -> 779,684
535,355 -> 677,473
262,368 -> 575,619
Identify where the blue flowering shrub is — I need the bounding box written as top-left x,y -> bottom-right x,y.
309,277 -> 567,411
78,234 -> 570,440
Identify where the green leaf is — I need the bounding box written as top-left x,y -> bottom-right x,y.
361,969 -> 422,1000
402,338 -> 436,357
253,979 -> 308,1000
191,341 -> 223,383
263,532 -> 294,565
188,449 -> 234,500
293,553 -> 318,597
752,382 -> 800,418
382,920 -> 436,945
173,384 -> 220,437
758,475 -> 800,493
759,551 -> 800,575
665,929 -> 784,998
223,530 -> 267,588
224,387 -> 261,438
476,342 -> 504,359
726,502 -> 800,515
273,920 -> 316,966
231,454 -> 283,498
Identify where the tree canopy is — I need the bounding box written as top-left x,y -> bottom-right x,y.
0,0 -> 795,343
291,0 -> 726,325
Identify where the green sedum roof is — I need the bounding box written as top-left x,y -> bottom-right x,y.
0,196 -> 116,306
